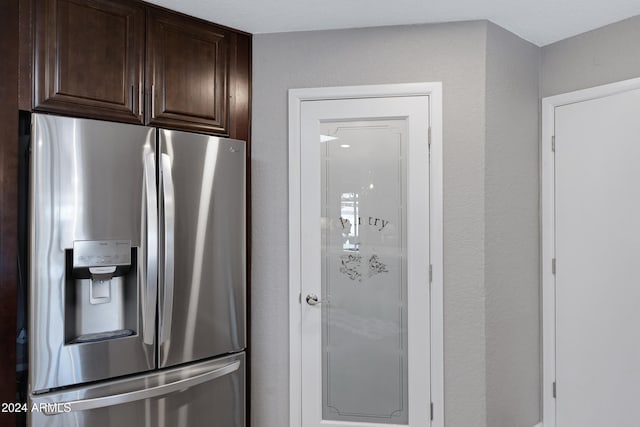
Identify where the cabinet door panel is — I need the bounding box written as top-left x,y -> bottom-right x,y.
147,9 -> 230,135
34,0 -> 144,123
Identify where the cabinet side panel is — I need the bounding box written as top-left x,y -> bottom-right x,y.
0,0 -> 19,424
229,33 -> 251,143
19,0 -> 33,111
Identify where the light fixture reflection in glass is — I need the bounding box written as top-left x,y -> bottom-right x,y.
340,192 -> 359,251
340,144 -> 351,148
320,134 -> 338,143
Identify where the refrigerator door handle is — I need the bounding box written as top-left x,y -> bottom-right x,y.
160,153 -> 175,345
42,360 -> 240,415
143,151 -> 158,346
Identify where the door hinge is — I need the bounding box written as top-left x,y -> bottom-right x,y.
552,381 -> 557,398
428,126 -> 432,151
299,292 -> 302,304
430,401 -> 434,421
552,135 -> 556,152
429,264 -> 433,284
552,258 -> 556,275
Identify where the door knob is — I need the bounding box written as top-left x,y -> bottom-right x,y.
306,294 -> 323,306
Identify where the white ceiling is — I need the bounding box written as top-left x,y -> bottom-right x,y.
147,0 -> 640,46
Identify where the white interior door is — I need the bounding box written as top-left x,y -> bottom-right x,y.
554,88 -> 640,426
299,96 -> 430,427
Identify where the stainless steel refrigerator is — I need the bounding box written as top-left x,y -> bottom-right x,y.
28,113 -> 246,427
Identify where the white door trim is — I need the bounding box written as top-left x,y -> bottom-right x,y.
541,76 -> 640,427
288,83 -> 444,427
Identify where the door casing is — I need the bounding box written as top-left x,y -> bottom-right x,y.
288,83 -> 443,427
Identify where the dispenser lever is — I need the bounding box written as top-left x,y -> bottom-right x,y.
89,266 -> 117,279
89,266 -> 116,304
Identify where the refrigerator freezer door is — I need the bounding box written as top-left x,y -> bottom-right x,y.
158,130 -> 246,367
29,353 -> 245,427
30,114 -> 157,392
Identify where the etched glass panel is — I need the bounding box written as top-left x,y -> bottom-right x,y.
320,120 -> 408,424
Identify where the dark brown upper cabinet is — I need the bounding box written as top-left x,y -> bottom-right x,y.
29,0 -> 249,136
146,8 -> 231,135
34,0 -> 145,123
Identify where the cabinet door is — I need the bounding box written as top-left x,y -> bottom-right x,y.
146,9 -> 230,135
34,0 -> 145,123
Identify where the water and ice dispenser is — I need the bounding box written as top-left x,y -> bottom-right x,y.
65,240 -> 138,344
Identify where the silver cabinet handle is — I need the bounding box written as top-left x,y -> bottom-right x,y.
151,83 -> 156,118
43,361 -> 240,415
160,153 -> 175,345
143,150 -> 158,346
130,85 -> 134,111
306,294 -> 327,306
138,84 -> 143,117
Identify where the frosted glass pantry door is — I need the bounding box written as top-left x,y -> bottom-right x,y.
320,120 -> 407,424
300,96 -> 430,427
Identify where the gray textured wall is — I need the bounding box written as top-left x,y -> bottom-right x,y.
251,21 -> 489,427
250,13 -> 640,427
541,15 -> 640,97
484,22 -> 541,427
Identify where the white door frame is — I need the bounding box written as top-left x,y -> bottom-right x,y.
288,83 -> 444,427
541,76 -> 640,427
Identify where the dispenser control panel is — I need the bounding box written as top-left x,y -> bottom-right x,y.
73,240 -> 132,268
